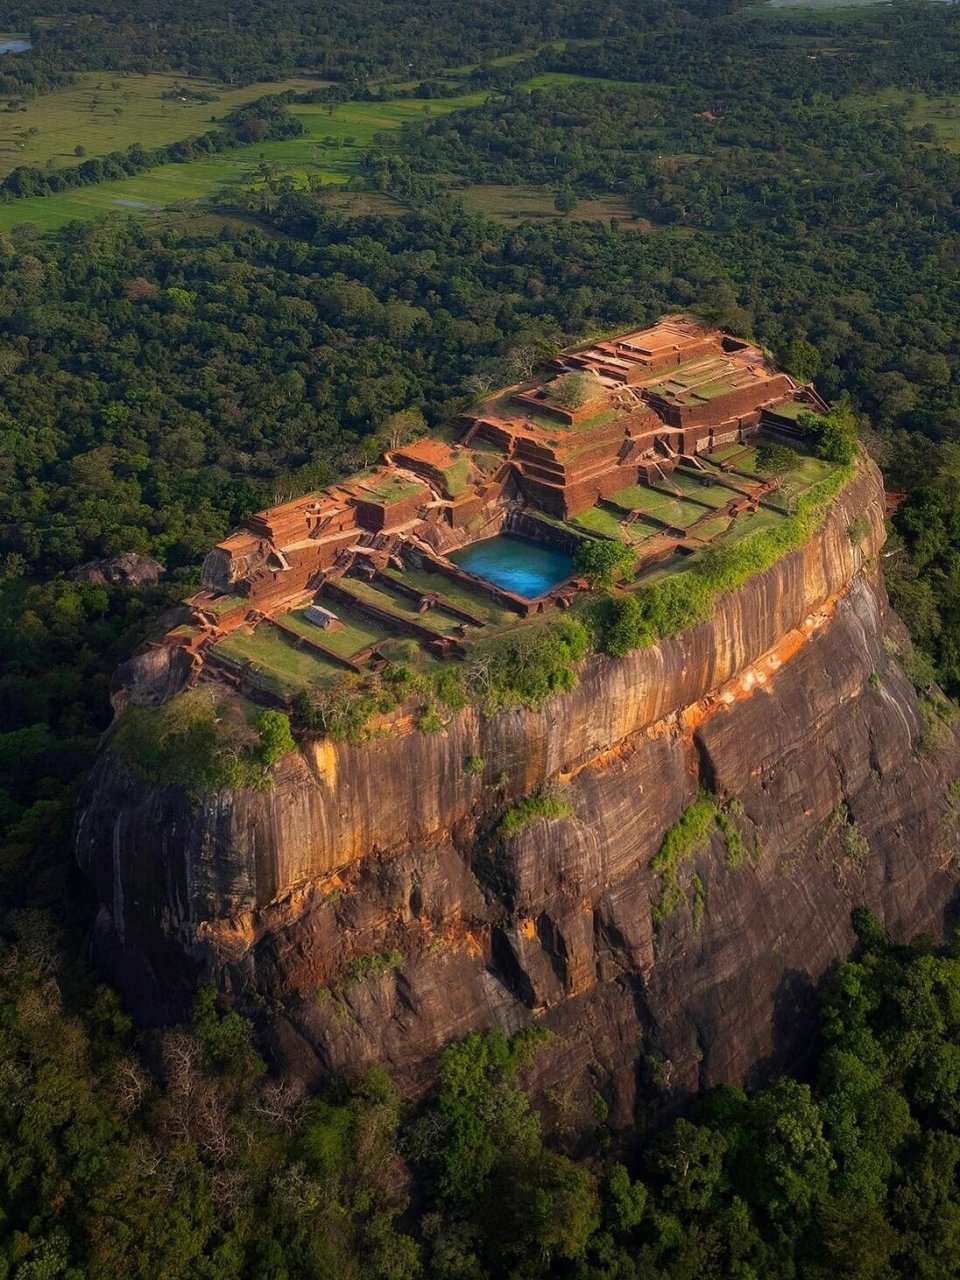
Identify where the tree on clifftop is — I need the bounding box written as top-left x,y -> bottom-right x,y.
575,538 -> 636,589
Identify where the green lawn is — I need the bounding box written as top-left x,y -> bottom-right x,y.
385,564 -> 516,625
277,604 -> 388,659
214,623 -> 343,693
0,72 -> 327,178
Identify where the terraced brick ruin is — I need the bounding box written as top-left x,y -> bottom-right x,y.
76,317 -> 960,1128
164,316 -> 827,700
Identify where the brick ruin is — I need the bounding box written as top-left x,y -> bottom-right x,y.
163,317 -> 826,692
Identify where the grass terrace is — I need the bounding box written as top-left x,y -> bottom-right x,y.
199,592 -> 248,616
383,564 -> 518,626
659,472 -> 744,507
572,506 -> 642,543
334,577 -> 476,636
213,623 -> 344,694
440,457 -> 474,496
606,484 -> 711,529
278,603 -> 390,658
361,476 -> 425,504
766,399 -> 823,422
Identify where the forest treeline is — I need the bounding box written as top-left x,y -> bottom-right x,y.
3,911 -> 960,1279
0,0 -> 731,86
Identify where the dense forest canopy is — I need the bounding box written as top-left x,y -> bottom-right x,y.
0,0 -> 959,1273
0,0 -> 731,84
5,912 -> 960,1278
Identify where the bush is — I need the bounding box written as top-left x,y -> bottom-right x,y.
467,616 -> 589,710
256,709 -> 296,766
294,675 -> 382,744
651,791 -> 718,921
343,950 -> 403,983
114,687 -> 272,793
434,664 -> 467,709
499,786 -> 573,837
574,538 -> 636,589
419,704 -> 444,733
808,401 -> 858,465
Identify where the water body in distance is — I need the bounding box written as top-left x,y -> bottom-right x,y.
0,38 -> 32,53
449,534 -> 574,599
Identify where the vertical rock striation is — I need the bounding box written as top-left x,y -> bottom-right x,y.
76,459 -> 960,1124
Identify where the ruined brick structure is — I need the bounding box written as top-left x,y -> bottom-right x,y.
169,316 -> 823,683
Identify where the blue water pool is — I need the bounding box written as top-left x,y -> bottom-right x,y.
449,534 -> 574,599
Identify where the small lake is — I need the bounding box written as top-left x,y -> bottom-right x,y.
0,38 -> 31,53
449,534 -> 574,599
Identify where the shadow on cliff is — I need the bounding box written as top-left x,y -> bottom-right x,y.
746,967 -> 820,1093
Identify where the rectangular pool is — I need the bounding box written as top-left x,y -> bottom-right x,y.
449,534 -> 574,600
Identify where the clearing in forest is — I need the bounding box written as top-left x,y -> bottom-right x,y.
0,72 -> 327,177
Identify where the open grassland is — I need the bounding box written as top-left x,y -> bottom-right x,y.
0,61 -> 634,231
846,88 -> 960,151
0,72 -> 327,177
0,89 -> 490,230
457,182 -> 643,225
748,0 -> 893,14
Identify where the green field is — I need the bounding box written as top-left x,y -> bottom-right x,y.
0,62 -> 641,231
214,623 -> 344,694
846,88 -> 960,151
278,603 -> 389,659
457,183 -> 650,226
0,89 -> 490,230
0,72 -> 327,177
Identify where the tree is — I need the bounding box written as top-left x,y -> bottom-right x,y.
256,709 -> 296,767
782,335 -> 821,382
574,537 -> 636,589
382,406 -> 427,450
551,371 -> 597,409
554,185 -> 577,214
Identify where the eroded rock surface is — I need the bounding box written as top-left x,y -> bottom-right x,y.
76,460 -> 960,1125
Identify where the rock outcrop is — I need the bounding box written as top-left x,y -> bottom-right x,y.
69,552 -> 165,587
76,459 -> 960,1127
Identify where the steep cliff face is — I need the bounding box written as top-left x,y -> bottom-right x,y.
77,460 -> 960,1125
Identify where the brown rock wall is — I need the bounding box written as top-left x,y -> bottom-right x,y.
76,458 -> 960,1122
